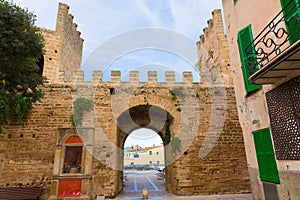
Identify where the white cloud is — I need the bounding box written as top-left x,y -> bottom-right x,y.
134,1 -> 163,27
11,0 -> 219,82
169,0 -> 223,39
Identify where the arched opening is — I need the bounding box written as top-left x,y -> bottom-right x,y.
115,105 -> 174,198
123,128 -> 165,196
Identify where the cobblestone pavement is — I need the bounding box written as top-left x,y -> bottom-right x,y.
106,171 -> 253,200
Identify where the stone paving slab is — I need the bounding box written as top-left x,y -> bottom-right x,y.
110,193 -> 254,200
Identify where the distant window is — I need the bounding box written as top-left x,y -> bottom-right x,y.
149,151 -> 152,155
149,161 -> 152,164
156,152 -> 159,155
233,0 -> 238,4
157,161 -> 160,165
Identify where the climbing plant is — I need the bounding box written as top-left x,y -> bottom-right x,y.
171,137 -> 181,154
71,97 -> 93,126
170,87 -> 186,98
0,84 -> 9,133
164,124 -> 171,145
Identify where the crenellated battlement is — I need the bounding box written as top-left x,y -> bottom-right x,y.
196,9 -> 232,86
41,3 -> 84,84
55,3 -> 82,39
73,70 -> 198,84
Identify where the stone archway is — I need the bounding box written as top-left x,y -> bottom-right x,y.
115,104 -> 174,195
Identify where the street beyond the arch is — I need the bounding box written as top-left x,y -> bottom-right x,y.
114,170 -> 253,200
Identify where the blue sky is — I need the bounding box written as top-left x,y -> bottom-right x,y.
124,128 -> 163,148
13,0 -> 223,81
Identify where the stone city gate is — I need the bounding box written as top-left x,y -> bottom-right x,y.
0,3 -> 251,199
46,69 -> 250,198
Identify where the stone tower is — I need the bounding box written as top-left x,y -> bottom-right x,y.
41,3 -> 83,83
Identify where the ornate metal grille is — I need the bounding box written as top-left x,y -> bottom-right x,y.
266,75 -> 300,160
245,0 -> 300,76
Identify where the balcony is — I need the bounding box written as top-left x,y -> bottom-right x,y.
246,0 -> 300,84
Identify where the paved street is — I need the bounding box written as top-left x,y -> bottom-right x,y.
122,170 -> 166,197
110,171 -> 253,200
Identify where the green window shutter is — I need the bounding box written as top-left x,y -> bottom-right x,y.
280,0 -> 300,44
252,128 -> 280,184
233,0 -> 238,4
237,25 -> 262,94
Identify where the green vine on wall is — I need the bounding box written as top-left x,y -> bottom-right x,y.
171,137 -> 181,154
0,81 -> 37,133
164,124 -> 171,145
170,87 -> 186,98
0,89 -> 9,133
71,97 -> 93,127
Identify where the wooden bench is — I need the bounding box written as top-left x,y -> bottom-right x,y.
0,187 -> 43,200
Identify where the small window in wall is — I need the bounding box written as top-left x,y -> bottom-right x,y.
237,25 -> 262,94
233,0 -> 238,4
149,151 -> 152,155
110,88 -> 115,95
37,56 -> 44,76
63,136 -> 83,174
252,128 -> 280,184
156,152 -> 159,155
149,161 -> 152,164
157,161 -> 160,165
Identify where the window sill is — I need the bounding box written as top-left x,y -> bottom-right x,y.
52,174 -> 92,180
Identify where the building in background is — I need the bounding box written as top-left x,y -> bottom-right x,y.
222,0 -> 300,199
124,145 -> 165,168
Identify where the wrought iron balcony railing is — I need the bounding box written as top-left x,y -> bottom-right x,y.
245,0 -> 300,76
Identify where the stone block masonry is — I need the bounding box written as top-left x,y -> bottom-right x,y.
41,3 -> 83,84
0,71 -> 251,198
0,3 -> 251,200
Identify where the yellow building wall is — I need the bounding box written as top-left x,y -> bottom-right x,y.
124,146 -> 164,166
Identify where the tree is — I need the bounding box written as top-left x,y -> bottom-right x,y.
0,0 -> 45,132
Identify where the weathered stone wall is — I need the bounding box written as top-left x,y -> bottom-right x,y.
41,29 -> 63,83
56,3 -> 83,82
0,73 -> 251,199
170,86 -> 250,195
196,9 -> 232,86
41,3 -> 83,83
0,85 -> 73,200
